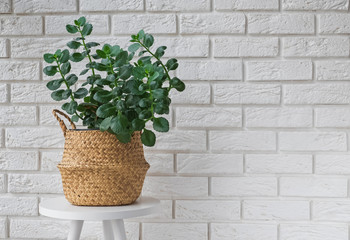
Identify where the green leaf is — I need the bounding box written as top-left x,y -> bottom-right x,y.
132,118 -> 145,131
62,89 -> 72,99
138,110 -> 152,119
166,58 -> 178,70
46,79 -> 64,90
80,69 -> 89,75
71,115 -> 80,122
154,46 -> 167,58
66,24 -> 78,33
138,29 -> 145,40
61,62 -> 71,75
115,133 -> 131,143
62,101 -> 78,114
100,116 -> 113,131
67,41 -> 82,49
106,74 -> 116,82
141,129 -> 156,147
119,65 -> 132,80
93,90 -> 113,103
81,23 -> 93,36
51,89 -> 65,101
128,43 -> 140,53
86,42 -> 100,48
110,114 -> 130,135
149,72 -> 160,82
96,103 -> 117,118
132,66 -> 145,80
70,52 -> 85,62
114,51 -> 128,67
77,16 -> 86,26
138,98 -> 151,108
59,49 -> 70,63
43,66 -> 58,76
170,77 -> 185,92
143,34 -> 154,48
43,53 -> 55,63
96,49 -> 107,58
153,117 -> 169,132
152,88 -> 167,99
110,45 -> 121,56
102,44 -> 111,54
74,88 -> 88,99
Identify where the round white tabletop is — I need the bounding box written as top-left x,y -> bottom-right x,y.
39,196 -> 160,221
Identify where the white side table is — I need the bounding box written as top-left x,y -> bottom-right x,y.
39,196 -> 160,240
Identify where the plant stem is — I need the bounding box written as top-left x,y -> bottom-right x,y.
137,40 -> 172,90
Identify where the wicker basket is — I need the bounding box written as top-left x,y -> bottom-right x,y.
52,109 -> 150,206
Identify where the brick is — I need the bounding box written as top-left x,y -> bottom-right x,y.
0,84 -> 7,103
210,131 -> 276,151
137,200 -> 172,220
147,0 -> 209,11
214,37 -> 278,57
0,218 -> 5,238
143,176 -> 208,197
316,107 -> 350,127
243,200 -> 310,220
0,151 -> 38,170
178,60 -> 242,80
45,15 -> 109,35
246,154 -> 312,174
214,84 -> 280,104
284,84 -> 350,104
0,106 -> 37,125
11,38 -> 67,58
8,174 -> 62,193
315,155 -> 350,174
282,0 -> 349,10
154,36 -> 209,57
11,84 -> 55,103
150,130 -> 206,151
0,16 -> 42,35
245,107 -> 313,127
0,0 -> 10,13
180,13 -> 245,34
170,83 -> 210,104
319,13 -> 350,34
316,61 -> 350,80
0,61 -> 39,80
0,175 -> 5,193
247,61 -> 312,81
279,132 -> 347,151
313,201 -> 350,221
41,151 -> 63,171
283,37 -> 349,57
280,177 -> 348,197
113,14 -> 176,34
14,0 -> 76,13
39,105 -> 62,126
176,107 -> 241,128
177,154 -> 243,174
248,13 -> 314,34
0,197 -> 37,216
143,223 -> 207,240
80,0 -> 143,11
176,200 -> 240,220
211,223 -> 277,240
215,0 -> 279,10
280,224 -> 348,240
144,153 -> 173,174
212,177 -> 277,196
0,39 -> 7,58
6,127 -> 64,148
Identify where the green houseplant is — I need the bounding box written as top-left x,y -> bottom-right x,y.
43,16 -> 185,147
43,17 -> 185,206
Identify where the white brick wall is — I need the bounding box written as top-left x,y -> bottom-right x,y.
1,0 -> 350,239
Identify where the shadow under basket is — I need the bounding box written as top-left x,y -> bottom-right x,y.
53,109 -> 150,206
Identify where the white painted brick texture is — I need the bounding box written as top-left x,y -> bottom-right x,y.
2,0 -> 350,239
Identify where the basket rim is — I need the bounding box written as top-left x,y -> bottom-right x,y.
57,162 -> 150,169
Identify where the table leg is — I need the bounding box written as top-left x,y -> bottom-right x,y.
67,220 -> 84,240
110,219 -> 127,240
103,220 -> 114,240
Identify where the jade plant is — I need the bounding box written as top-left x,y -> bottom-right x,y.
43,16 -> 185,146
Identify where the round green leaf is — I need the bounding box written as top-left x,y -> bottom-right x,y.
77,16 -> 86,26
62,89 -> 72,100
51,89 -> 65,101
43,53 -> 55,63
71,52 -> 85,62
43,66 -> 58,76
66,74 -> 78,86
66,24 -> 78,33
81,23 -> 93,36
67,41 -> 82,49
96,103 -> 117,118
166,58 -> 178,70
80,69 -> 89,76
138,110 -> 152,119
132,66 -> 145,80
93,90 -> 113,103
153,117 -> 169,132
141,129 -> 156,147
59,49 -> 70,63
74,88 -> 88,99
100,116 -> 113,131
132,119 -> 145,131
62,100 -> 78,114
154,46 -> 166,58
86,42 -> 100,48
102,44 -> 111,54
60,62 -> 71,75
71,115 -> 80,122
110,114 -> 129,135
143,34 -> 154,48
128,43 -> 140,53
96,49 -> 107,58
46,79 -> 64,91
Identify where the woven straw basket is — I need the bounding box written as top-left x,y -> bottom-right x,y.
53,109 -> 150,206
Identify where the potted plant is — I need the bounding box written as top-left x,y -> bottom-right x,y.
43,16 -> 185,206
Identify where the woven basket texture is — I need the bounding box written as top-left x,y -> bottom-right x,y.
53,110 -> 150,206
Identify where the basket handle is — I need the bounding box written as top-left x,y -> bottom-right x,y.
52,109 -> 76,136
